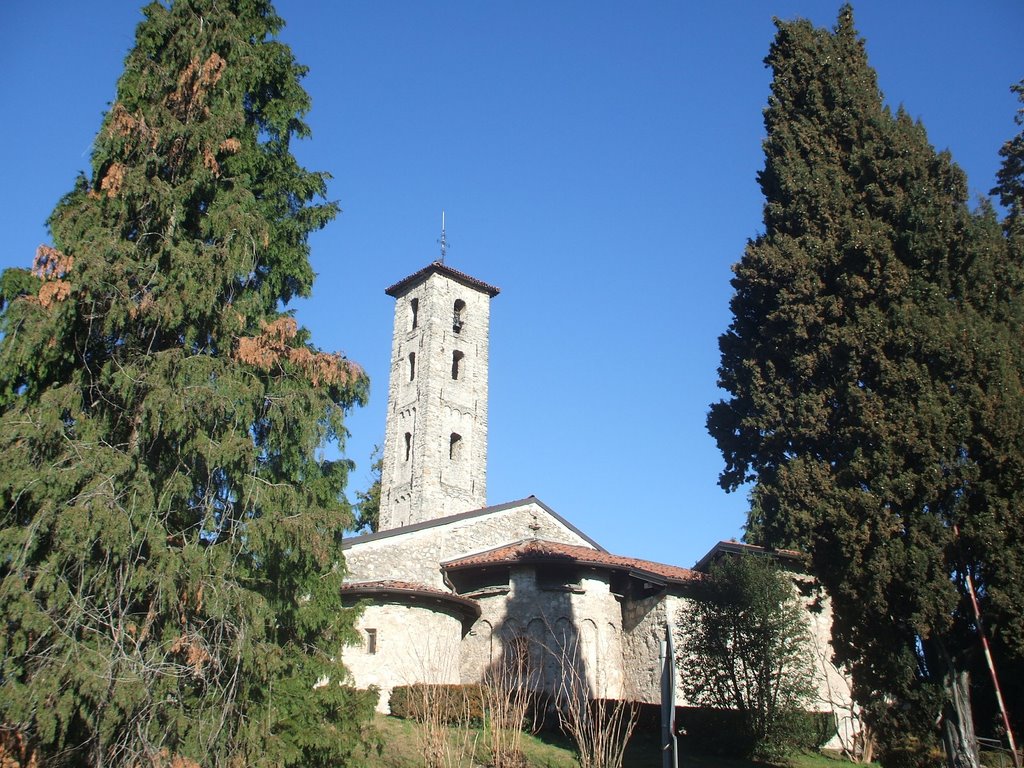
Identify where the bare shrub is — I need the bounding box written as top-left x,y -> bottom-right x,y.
551,631 -> 637,768
400,644 -> 478,768
481,638 -> 537,768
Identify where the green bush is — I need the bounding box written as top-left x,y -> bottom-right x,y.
677,707 -> 836,758
877,736 -> 946,768
788,709 -> 838,751
389,684 -> 486,725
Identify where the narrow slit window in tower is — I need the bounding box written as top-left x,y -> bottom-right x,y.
404,432 -> 412,462
452,350 -> 464,380
453,299 -> 466,333
449,433 -> 462,461
408,352 -> 416,381
410,297 -> 419,330
366,628 -> 378,654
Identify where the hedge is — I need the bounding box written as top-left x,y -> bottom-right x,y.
389,684 -> 486,725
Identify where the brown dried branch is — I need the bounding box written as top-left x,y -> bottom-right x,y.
30,245 -> 74,307
169,633 -> 213,678
235,317 -> 363,387
127,293 -> 155,321
202,147 -> 220,176
150,747 -> 202,768
0,726 -> 40,768
167,52 -> 226,121
108,102 -> 157,150
100,162 -> 126,198
203,137 -> 241,177
32,245 -> 73,280
37,281 -> 71,308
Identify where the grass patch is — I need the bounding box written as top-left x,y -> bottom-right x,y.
367,713 -> 874,768
369,713 -> 577,767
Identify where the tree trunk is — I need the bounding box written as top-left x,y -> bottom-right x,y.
942,669 -> 981,768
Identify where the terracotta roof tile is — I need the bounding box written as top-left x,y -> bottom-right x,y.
340,579 -> 449,595
340,580 -> 481,618
443,539 -> 701,586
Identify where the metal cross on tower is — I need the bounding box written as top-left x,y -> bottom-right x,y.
438,210 -> 448,263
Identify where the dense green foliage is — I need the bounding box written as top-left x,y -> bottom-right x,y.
353,445 -> 382,533
708,8 -> 1024,766
679,555 -> 817,760
673,707 -> 834,758
994,80 -> 1024,221
0,1 -> 376,765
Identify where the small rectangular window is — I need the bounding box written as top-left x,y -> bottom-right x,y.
366,628 -> 378,655
452,350 -> 464,380
410,298 -> 419,330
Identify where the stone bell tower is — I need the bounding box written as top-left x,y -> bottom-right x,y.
379,261 -> 500,530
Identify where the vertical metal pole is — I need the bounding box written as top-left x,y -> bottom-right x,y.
661,624 -> 679,768
668,625 -> 679,768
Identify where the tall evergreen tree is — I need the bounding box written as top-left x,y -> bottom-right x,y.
0,1 -> 376,765
708,8 -> 1024,767
994,80 -> 1024,223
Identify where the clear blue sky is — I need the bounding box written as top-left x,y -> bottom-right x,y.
1,2 -> 1021,569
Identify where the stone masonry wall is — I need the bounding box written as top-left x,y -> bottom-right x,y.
343,603 -> 464,713
803,586 -> 861,751
460,564 -> 628,700
621,592 -> 669,704
344,501 -> 595,589
380,269 -> 491,529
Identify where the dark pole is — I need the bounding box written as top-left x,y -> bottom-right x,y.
661,623 -> 679,768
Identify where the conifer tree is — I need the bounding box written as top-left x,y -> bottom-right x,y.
353,446 -> 382,533
0,1 -> 376,765
994,80 -> 1024,223
708,8 -> 1024,766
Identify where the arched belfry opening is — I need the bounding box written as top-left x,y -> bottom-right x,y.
379,262 -> 499,529
453,299 -> 466,333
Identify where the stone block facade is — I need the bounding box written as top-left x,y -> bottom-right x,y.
343,603 -> 465,710
344,497 -> 596,589
380,263 -> 498,529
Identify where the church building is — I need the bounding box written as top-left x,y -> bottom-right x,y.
339,260 -> 858,749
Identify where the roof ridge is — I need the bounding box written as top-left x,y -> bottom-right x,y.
342,496 -> 605,552
443,538 -> 701,585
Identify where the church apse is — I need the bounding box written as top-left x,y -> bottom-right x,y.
445,544 -> 634,707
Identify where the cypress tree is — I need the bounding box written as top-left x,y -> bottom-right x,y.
708,8 -> 1024,766
0,1 -> 375,765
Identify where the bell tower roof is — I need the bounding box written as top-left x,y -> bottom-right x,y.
385,260 -> 500,298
